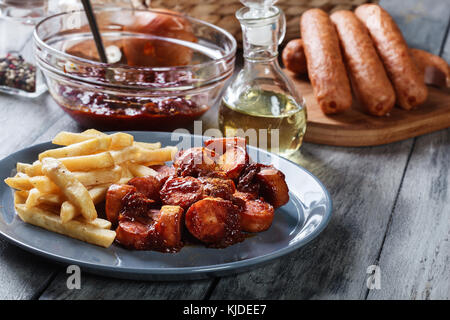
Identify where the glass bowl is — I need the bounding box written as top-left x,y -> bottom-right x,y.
34,8 -> 236,131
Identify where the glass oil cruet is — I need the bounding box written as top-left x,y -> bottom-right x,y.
218,0 -> 307,157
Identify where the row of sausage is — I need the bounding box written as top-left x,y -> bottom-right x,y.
282,4 -> 450,117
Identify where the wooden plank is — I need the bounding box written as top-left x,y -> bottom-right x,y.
380,0 -> 450,55
0,97 -> 69,299
209,139 -> 413,299
367,128 -> 450,300
0,15 -> 76,298
0,240 -> 61,299
39,272 -> 211,300
287,71 -> 450,147
30,113 -> 81,144
0,94 -> 67,158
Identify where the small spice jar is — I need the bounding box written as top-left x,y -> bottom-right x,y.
0,0 -> 135,97
0,0 -> 47,97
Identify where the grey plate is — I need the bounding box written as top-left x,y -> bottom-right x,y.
0,132 -> 332,280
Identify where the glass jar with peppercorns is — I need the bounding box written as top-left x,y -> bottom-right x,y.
0,0 -> 134,97
0,0 -> 48,97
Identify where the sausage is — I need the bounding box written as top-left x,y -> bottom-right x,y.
127,176 -> 161,201
256,167 -> 289,209
150,164 -> 176,184
410,48 -> 450,88
233,191 -> 256,202
234,192 -> 274,233
330,10 -> 396,116
173,147 -> 217,177
116,220 -> 151,250
149,205 -> 184,252
240,199 -> 274,233
198,177 -> 236,200
231,191 -> 253,208
204,137 -> 248,179
236,163 -> 266,196
116,206 -> 184,252
236,163 -> 289,209
185,197 -> 243,248
204,137 -> 246,154
218,146 -> 248,179
105,184 -> 136,225
300,9 -> 353,114
119,191 -> 155,224
282,39 -> 308,74
160,176 -> 204,209
355,4 -> 428,110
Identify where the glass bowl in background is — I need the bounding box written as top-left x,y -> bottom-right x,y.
34,8 -> 236,131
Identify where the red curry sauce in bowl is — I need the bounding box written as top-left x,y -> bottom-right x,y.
34,8 -> 236,130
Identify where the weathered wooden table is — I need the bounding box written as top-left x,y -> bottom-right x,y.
0,0 -> 449,300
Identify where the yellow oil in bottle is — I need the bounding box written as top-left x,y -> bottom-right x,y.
218,89 -> 307,157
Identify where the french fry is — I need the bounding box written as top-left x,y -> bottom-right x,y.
26,191 -> 65,209
110,146 -> 177,164
42,157 -> 97,221
15,204 -> 115,248
53,131 -> 133,149
4,173 -> 34,190
25,188 -> 41,208
14,190 -> 28,205
29,167 -> 121,191
22,189 -> 65,207
60,201 -> 77,223
59,152 -> 114,171
118,177 -> 133,184
88,185 -> 109,204
60,186 -> 109,223
109,146 -> 139,164
16,162 -> 31,173
38,193 -> 65,206
134,141 -> 161,150
30,176 -> 59,193
82,129 -> 105,136
24,160 -> 43,177
137,146 -> 177,163
127,163 -> 157,177
73,165 -> 122,187
75,216 -> 112,230
15,190 -> 29,200
59,203 -> 112,229
119,162 -> 134,179
52,131 -> 100,145
79,130 -> 133,149
110,132 -> 134,150
39,136 -> 111,160
141,161 -> 166,166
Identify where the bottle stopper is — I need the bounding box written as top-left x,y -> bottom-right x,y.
239,0 -> 278,46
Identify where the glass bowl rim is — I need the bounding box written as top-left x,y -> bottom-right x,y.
34,7 -> 237,74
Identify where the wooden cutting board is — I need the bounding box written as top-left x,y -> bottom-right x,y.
285,70 -> 450,147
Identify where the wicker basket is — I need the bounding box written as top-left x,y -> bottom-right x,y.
134,0 -> 379,44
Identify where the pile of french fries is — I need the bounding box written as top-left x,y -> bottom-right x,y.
5,129 -> 177,248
